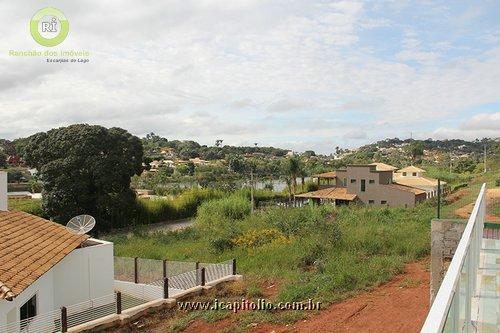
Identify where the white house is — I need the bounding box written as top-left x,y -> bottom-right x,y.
0,171 -> 114,331
393,165 -> 446,198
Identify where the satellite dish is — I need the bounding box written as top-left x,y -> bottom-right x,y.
66,215 -> 96,235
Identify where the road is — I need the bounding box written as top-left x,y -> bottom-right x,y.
105,218 -> 194,237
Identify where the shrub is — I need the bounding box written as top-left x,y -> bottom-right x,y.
234,228 -> 287,248
132,188 -> 224,226
195,195 -> 252,249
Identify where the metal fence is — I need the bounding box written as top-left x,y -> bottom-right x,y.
420,184 -> 486,333
1,308 -> 60,333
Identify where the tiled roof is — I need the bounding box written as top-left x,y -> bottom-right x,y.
385,183 -> 426,195
0,210 -> 88,300
369,162 -> 398,171
397,165 -> 426,173
295,187 -> 357,201
312,171 -> 337,178
394,176 -> 446,187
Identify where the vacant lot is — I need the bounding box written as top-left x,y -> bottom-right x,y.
106,194 -> 434,331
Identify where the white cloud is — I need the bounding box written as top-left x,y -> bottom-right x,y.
432,113 -> 500,140
0,1 -> 498,154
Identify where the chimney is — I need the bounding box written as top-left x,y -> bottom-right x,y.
0,171 -> 7,211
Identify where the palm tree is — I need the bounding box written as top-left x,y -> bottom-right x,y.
281,156 -> 303,200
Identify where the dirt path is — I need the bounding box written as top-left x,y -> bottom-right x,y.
455,188 -> 500,221
183,260 -> 430,333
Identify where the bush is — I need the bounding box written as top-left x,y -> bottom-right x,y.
195,195 -> 252,248
234,228 -> 287,248
132,188 -> 224,226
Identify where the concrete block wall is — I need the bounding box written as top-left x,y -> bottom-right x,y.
430,219 -> 466,302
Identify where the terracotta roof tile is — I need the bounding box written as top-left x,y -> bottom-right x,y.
295,187 -> 357,201
0,210 -> 88,300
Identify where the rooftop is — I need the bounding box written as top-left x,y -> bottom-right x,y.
0,210 -> 88,301
369,162 -> 398,171
312,171 -> 336,178
397,165 -> 426,173
295,187 -> 357,201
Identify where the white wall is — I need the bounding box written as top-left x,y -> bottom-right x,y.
52,239 -> 114,308
0,171 -> 7,211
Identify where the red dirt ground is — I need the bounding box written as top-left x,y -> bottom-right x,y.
182,260 -> 430,333
455,188 -> 500,222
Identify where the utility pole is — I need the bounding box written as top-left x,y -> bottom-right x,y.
484,144 -> 487,173
437,179 -> 441,219
250,169 -> 254,214
449,152 -> 452,173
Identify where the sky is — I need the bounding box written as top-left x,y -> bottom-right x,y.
0,0 -> 499,154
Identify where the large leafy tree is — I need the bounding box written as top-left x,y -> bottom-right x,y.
24,124 -> 143,232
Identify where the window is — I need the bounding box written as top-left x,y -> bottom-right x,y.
402,172 -> 407,176
360,179 -> 366,192
381,200 -> 387,205
20,294 -> 37,325
343,178 -> 347,187
368,200 -> 374,204
350,179 -> 356,183
369,179 -> 375,184
412,172 -> 417,176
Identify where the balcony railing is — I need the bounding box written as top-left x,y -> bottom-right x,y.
421,183 -> 486,333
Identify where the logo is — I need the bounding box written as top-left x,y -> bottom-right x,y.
30,7 -> 69,47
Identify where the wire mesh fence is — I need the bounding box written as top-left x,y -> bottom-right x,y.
65,294 -> 116,329
200,260 -> 234,283
114,256 -> 136,282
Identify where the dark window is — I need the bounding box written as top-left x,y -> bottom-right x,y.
368,200 -> 374,204
381,200 -> 387,205
412,172 -> 417,176
361,179 -> 366,192
350,179 -> 356,183
403,172 -> 407,176
20,294 -> 37,325
343,178 -> 347,187
369,179 -> 375,184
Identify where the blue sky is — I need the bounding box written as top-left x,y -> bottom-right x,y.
0,0 -> 499,154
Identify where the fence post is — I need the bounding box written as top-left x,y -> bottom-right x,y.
163,277 -> 169,299
61,306 -> 68,333
201,267 -> 206,286
163,259 -> 167,278
232,258 -> 237,275
116,292 -> 122,315
134,257 -> 139,283
195,261 -> 200,285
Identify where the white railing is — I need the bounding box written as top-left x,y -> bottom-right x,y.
421,183 -> 486,333
0,308 -> 60,333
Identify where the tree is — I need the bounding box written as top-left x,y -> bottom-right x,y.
228,154 -> 245,173
406,141 -> 424,163
24,124 -> 143,232
281,156 -> 303,198
0,150 -> 6,168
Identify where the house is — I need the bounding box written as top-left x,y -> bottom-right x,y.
188,157 -> 209,166
394,165 -> 446,198
0,171 -> 114,331
159,147 -> 176,158
296,164 -> 426,208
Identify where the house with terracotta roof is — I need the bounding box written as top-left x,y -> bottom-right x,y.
394,165 -> 446,198
0,171 -> 114,330
297,164 -> 426,208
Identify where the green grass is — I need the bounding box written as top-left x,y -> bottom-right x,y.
8,198 -> 43,216
107,197 -> 433,306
